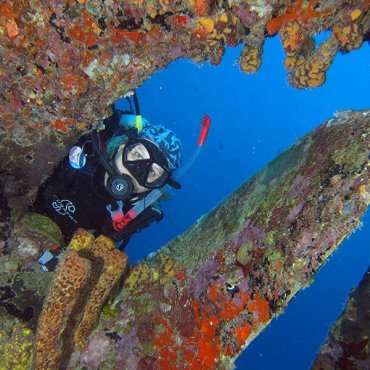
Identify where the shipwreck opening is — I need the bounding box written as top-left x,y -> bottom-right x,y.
123,37 -> 369,263
112,39 -> 369,369
1,0 -> 369,366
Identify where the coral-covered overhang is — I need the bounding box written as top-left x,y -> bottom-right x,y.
0,1 -> 369,240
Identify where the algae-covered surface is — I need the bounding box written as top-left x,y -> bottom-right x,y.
0,110 -> 369,368
311,267 -> 370,370
66,110 -> 367,369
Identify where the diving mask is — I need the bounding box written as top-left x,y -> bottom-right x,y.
121,138 -> 170,189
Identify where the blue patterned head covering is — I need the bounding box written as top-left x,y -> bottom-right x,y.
139,125 -> 182,171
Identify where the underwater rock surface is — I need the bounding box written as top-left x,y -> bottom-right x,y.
1,0 -> 369,241
1,110 -> 367,369
311,267 -> 370,370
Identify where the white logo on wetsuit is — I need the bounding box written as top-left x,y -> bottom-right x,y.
52,199 -> 76,215
116,184 -> 124,192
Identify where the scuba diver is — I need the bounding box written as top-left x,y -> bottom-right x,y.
13,92 -> 185,271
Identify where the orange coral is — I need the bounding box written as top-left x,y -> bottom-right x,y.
51,118 -> 74,133
189,0 -> 210,17
279,21 -> 314,70
153,315 -> 179,368
248,293 -> 270,323
194,17 -> 215,40
61,72 -> 88,97
266,0 -> 332,35
275,259 -> 284,272
239,43 -> 263,73
0,2 -> 16,18
174,14 -> 188,30
5,19 -> 18,38
35,249 -> 91,370
289,34 -> 339,88
236,323 -> 252,346
66,10 -> 101,47
111,28 -> 143,44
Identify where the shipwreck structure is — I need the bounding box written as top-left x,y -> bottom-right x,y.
312,267 -> 370,370
0,109 -> 369,368
1,0 -> 369,239
0,0 -> 369,369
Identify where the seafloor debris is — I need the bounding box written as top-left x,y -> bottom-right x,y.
311,267 -> 370,370
0,1 -> 369,242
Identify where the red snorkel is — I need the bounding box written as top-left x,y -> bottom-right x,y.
198,114 -> 211,147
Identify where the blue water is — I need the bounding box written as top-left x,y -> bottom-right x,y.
119,35 -> 370,369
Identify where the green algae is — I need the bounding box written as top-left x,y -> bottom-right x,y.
19,212 -> 64,246
236,241 -> 254,265
264,230 -> 276,247
166,128 -> 314,273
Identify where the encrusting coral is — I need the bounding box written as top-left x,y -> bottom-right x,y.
1,1 -> 369,241
59,110 -> 367,369
312,267 -> 370,370
265,0 -> 370,89
34,229 -> 128,369
0,321 -> 35,370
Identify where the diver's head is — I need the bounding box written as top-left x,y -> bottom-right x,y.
106,125 -> 182,197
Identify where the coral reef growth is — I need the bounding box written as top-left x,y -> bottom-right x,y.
34,229 -> 128,369
289,34 -> 339,88
0,1 -> 369,240
267,1 -> 370,88
0,111 -> 368,368
58,110 -> 367,368
0,253 -> 51,329
0,320 -> 35,370
311,267 -> 370,370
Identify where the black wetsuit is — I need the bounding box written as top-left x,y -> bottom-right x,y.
31,132 -> 163,250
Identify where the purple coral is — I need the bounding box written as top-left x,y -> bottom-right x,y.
288,203 -> 305,220
188,252 -> 218,298
80,333 -> 111,369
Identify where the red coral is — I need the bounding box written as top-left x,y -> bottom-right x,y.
248,293 -> 270,323
111,28 -> 143,45
190,0 -> 210,17
52,118 -> 74,133
66,10 -> 100,47
266,0 -> 332,35
236,323 -> 252,346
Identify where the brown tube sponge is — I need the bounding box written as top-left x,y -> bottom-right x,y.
34,249 -> 91,370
